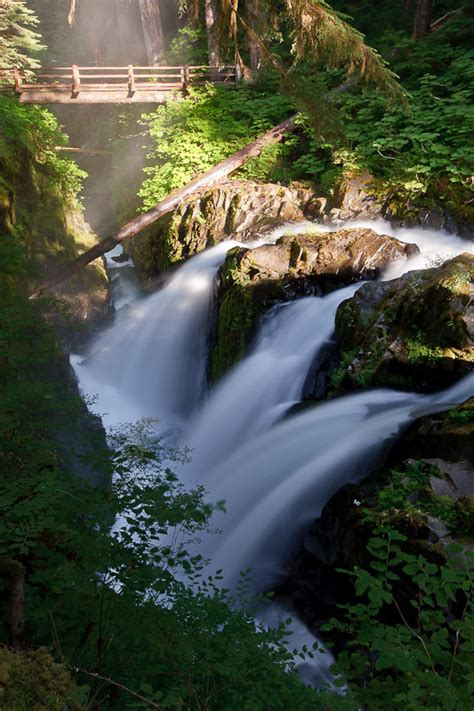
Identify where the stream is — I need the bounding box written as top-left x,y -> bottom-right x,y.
72,218 -> 474,686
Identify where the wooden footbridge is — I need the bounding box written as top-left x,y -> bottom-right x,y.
0,65 -> 240,104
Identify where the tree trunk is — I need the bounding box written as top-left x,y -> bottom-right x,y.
413,0 -> 433,39
205,0 -> 221,68
30,116 -> 298,297
0,559 -> 25,650
247,0 -> 263,74
138,0 -> 166,65
117,0 -> 145,64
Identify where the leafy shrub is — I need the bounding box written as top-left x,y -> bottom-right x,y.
0,96 -> 86,197
138,75 -> 296,208
321,528 -> 474,710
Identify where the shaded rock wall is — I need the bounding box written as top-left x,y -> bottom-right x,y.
0,137 -> 110,351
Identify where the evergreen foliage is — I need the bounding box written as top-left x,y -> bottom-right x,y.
0,0 -> 44,69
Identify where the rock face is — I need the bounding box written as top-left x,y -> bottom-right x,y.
0,140 -> 110,350
334,254 -> 474,393
325,172 -> 384,225
128,179 -> 325,281
400,397 -> 474,466
209,227 -> 418,381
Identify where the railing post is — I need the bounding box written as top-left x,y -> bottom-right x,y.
183,65 -> 190,91
235,63 -> 242,86
128,64 -> 136,94
13,68 -> 22,94
71,64 -> 81,96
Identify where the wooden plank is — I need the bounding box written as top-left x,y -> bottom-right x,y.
13,68 -> 22,94
71,65 -> 81,95
19,90 -> 172,104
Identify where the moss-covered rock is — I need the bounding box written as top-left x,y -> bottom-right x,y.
400,397 -> 474,466
0,117 -> 109,349
128,179 -> 325,282
334,254 -> 474,393
0,646 -> 80,710
210,227 -> 418,381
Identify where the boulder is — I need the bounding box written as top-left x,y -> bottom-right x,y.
399,398 -> 474,466
128,179 -> 325,282
334,254 -> 474,393
325,171 -> 384,225
209,227 -> 418,381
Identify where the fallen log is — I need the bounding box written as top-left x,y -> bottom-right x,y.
55,146 -> 112,155
430,6 -> 464,32
30,114 -> 297,298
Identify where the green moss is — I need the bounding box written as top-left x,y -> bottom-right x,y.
210,285 -> 257,383
362,460 -> 465,534
328,348 -> 358,394
448,408 -> 474,423
405,333 -> 445,363
0,647 -> 78,711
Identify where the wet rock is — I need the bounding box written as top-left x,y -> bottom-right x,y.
325,172 -> 384,225
425,515 -> 451,543
209,227 -> 417,381
400,398 -> 474,465
128,179 -> 324,281
334,254 -> 474,393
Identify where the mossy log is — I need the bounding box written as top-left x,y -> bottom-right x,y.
30,115 -> 298,298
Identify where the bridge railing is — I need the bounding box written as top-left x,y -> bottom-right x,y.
0,64 -> 240,96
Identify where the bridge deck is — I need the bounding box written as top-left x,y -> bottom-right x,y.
0,65 -> 240,104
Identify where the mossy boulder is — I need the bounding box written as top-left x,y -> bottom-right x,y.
0,647 -> 79,710
210,227 -> 418,381
400,397 -> 474,466
128,179 -> 325,282
334,254 -> 474,393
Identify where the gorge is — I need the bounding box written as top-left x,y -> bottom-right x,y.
1,1 -> 473,708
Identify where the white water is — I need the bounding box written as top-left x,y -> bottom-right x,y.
183,284 -> 361,476
72,218 -> 474,684
75,241 -> 245,428
189,377 -> 474,593
345,219 -> 474,279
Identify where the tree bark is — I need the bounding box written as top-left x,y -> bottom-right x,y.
413,0 -> 433,39
117,0 -> 145,64
205,0 -> 221,68
247,0 -> 263,74
0,559 -> 25,650
139,0 -> 166,65
30,115 -> 298,298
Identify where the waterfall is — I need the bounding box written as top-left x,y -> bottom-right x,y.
183,284 -> 361,476
187,376 -> 474,594
72,218 -> 474,687
74,241 -> 243,428
345,219 -> 474,278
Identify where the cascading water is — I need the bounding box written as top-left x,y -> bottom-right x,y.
72,217 -> 474,686
347,219 -> 474,278
74,241 -> 243,428
183,284 -> 361,476
189,376 -> 474,594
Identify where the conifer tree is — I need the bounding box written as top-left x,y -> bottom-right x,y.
0,0 -> 44,68
189,0 -> 402,101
